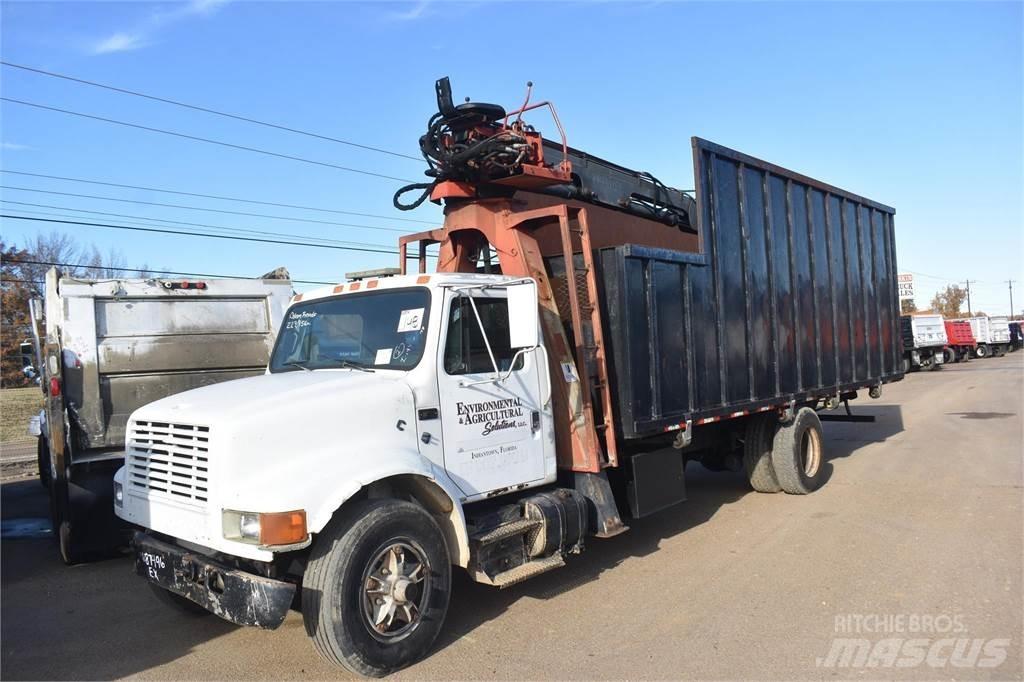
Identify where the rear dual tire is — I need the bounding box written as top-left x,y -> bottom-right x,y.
770,408 -> 826,495
743,414 -> 781,493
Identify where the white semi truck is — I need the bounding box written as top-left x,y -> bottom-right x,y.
117,79 -> 903,676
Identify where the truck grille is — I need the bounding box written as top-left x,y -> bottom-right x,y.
126,420 -> 210,505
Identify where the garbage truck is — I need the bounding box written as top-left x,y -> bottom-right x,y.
28,267 -> 291,563
118,78 -> 903,676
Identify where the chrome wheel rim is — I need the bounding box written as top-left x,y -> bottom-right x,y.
800,427 -> 822,477
360,540 -> 429,641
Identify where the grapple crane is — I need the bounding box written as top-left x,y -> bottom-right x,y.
397,78 -> 699,536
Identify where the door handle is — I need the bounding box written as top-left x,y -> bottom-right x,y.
531,410 -> 540,433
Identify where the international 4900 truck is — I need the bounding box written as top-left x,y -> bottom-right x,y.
117,79 -> 903,676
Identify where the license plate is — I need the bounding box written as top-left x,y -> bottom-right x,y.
137,548 -> 174,585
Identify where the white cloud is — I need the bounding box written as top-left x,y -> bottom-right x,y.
388,1 -> 431,22
89,0 -> 230,55
92,31 -> 148,55
1,142 -> 31,150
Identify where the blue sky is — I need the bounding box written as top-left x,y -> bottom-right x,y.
1,0 -> 1021,313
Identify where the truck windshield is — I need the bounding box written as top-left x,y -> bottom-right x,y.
270,288 -> 430,372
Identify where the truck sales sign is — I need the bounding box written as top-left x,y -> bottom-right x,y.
898,273 -> 914,301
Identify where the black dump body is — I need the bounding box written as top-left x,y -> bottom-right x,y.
598,138 -> 903,440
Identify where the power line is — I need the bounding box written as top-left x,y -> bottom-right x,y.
0,97 -> 419,184
0,185 -> 409,233
1,214 -> 403,255
0,200 -> 397,249
0,61 -> 422,162
2,257 -> 335,286
0,170 -> 435,224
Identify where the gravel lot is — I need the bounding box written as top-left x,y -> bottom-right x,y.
2,353 -> 1021,680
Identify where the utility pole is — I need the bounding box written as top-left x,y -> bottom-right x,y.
1008,280 -> 1016,320
964,280 -> 975,316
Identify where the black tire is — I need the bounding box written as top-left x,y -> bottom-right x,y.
902,356 -> 911,373
303,499 -> 451,677
37,437 -> 51,488
975,344 -> 989,359
148,582 -> 212,617
770,407 -> 826,495
943,348 -> 956,364
743,414 -> 781,493
924,358 -> 940,371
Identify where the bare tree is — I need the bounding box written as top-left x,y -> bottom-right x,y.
900,299 -> 918,315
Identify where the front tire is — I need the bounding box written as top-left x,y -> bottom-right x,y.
303,499 -> 451,677
975,344 -> 989,358
770,407 -> 826,495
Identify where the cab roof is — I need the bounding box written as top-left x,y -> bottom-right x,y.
290,272 -> 520,305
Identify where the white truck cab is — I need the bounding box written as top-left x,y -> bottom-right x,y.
116,272 -> 565,674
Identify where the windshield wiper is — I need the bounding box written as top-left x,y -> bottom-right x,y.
283,361 -> 313,372
336,360 -> 374,373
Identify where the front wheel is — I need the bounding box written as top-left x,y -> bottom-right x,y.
303,499 -> 451,677
975,344 -> 989,358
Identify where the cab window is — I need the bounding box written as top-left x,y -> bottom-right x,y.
443,296 -> 524,375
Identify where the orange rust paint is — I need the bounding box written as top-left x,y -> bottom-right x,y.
332,285 -> 345,294
292,293 -> 303,302
416,275 -> 431,284
366,280 -> 378,289
350,282 -> 360,291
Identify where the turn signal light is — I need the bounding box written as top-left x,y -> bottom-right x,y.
49,377 -> 61,397
259,510 -> 308,546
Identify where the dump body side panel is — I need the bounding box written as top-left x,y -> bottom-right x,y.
47,276 -> 291,452
599,138 -> 901,439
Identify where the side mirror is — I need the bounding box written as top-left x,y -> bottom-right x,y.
506,281 -> 539,350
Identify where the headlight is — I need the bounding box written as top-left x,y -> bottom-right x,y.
114,481 -> 124,508
222,509 -> 307,547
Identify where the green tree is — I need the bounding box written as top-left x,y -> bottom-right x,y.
929,285 -> 968,318
1,242 -> 36,387
900,299 -> 918,314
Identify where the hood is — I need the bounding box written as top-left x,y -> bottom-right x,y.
133,369 -> 402,425
129,368 -> 425,528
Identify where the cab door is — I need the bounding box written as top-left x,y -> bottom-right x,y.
436,288 -> 552,498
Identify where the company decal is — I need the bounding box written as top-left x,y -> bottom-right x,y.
374,348 -> 393,365
456,397 -> 527,437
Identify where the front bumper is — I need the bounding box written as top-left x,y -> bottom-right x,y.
133,532 -> 294,629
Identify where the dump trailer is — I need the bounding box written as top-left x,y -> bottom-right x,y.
1010,322 -> 1022,351
943,319 -> 976,363
900,314 -> 947,371
958,315 -> 1011,357
28,268 -> 291,563
119,78 -> 902,676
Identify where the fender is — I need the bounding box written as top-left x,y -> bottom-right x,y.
307,455 -> 471,568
